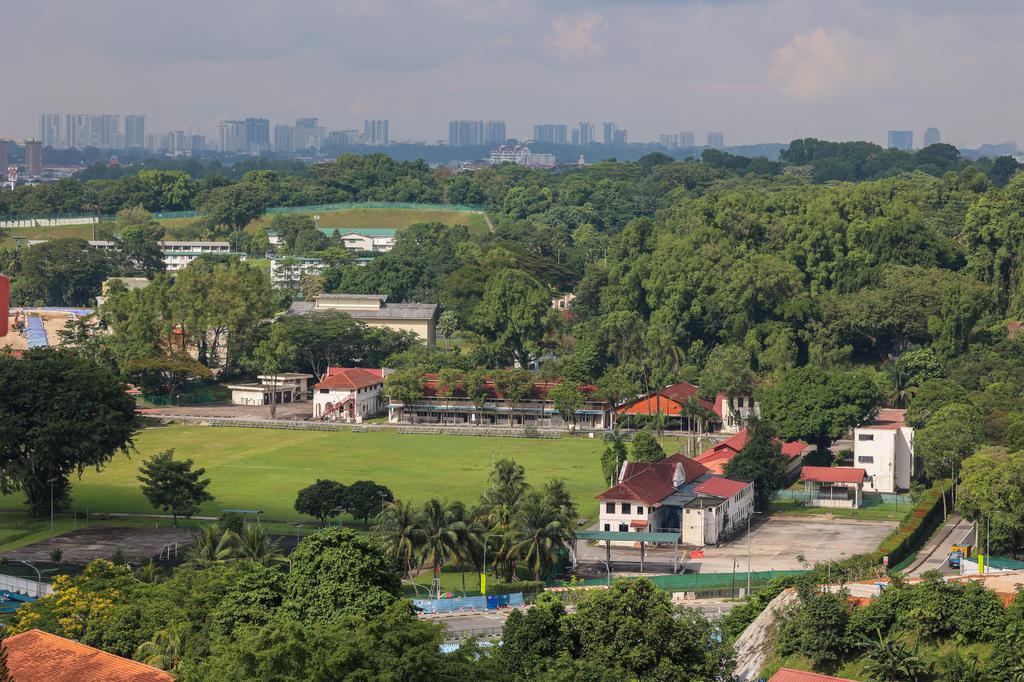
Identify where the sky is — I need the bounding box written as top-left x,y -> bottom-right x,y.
6,0 -> 1024,147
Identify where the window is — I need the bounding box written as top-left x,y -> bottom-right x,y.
320,389 -> 329,394
621,503 -> 631,514
605,502 -> 615,514
637,506 -> 644,515
858,434 -> 874,441
603,523 -> 610,532
858,456 -> 874,464
618,523 -> 628,533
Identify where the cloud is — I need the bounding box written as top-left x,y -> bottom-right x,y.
771,28 -> 853,100
547,14 -> 607,59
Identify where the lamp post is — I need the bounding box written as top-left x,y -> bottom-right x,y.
378,491 -> 387,516
49,478 -> 57,532
746,510 -> 762,597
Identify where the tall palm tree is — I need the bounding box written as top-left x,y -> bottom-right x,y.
134,623 -> 187,672
509,494 -> 574,581
377,499 -> 423,579
418,498 -> 469,594
231,524 -> 286,566
186,525 -> 234,566
541,479 -> 578,522
444,501 -> 482,596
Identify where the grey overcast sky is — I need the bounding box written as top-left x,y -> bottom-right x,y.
6,0 -> 1024,147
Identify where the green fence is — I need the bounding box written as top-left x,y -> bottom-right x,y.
266,201 -> 485,214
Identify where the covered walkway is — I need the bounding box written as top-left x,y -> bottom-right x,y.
574,530 -> 682,575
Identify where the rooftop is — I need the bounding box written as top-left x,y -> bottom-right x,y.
694,428 -> 807,474
693,477 -> 750,498
862,408 -> 907,430
800,466 -> 866,484
315,367 -> 385,391
769,669 -> 858,682
2,628 -> 174,682
596,460 -> 681,505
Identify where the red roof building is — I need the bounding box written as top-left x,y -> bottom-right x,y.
2,628 -> 174,682
616,381 -> 716,417
799,467 -> 866,509
314,367 -> 386,422
694,428 -> 807,476
769,668 -> 858,682
800,466 -> 866,484
693,477 -> 751,498
315,367 -> 385,391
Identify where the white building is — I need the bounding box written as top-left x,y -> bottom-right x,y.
713,394 -> 760,434
596,454 -> 753,547
313,367 -> 386,422
159,241 -> 243,272
270,257 -> 328,290
488,145 -> 556,168
853,408 -> 915,493
326,229 -> 396,253
226,373 -> 314,406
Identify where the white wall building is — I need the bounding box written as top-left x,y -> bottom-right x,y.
226,373 -> 314,406
681,478 -> 755,547
714,394 -> 760,434
853,408 -> 915,493
159,241 -> 242,272
312,367 -> 386,422
270,257 -> 327,290
488,145 -> 556,168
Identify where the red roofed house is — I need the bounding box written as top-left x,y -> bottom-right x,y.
2,628 -> 174,682
597,452 -> 753,546
387,374 -> 612,430
695,428 -> 808,480
769,668 -> 858,682
314,367 -> 386,422
800,466 -> 866,509
853,408 -> 915,493
682,475 -> 755,546
614,381 -> 759,434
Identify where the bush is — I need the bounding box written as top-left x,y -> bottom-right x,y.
488,580 -> 544,595
720,576 -> 799,640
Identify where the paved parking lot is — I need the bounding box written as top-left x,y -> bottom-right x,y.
576,515 -> 897,574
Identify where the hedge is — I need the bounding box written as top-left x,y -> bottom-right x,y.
488,580 -> 545,595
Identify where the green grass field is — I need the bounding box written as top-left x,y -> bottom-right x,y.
0,425 -> 606,522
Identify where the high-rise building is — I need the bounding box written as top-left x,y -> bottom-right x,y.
602,122 -> 617,145
363,120 -> 389,145
295,118 -> 319,129
707,131 -> 724,148
679,131 -> 695,148
244,118 -> 271,153
484,120 -> 506,145
532,124 -> 568,144
887,130 -> 913,151
39,114 -> 63,148
448,120 -> 483,146
24,140 -> 43,175
0,141 -> 7,177
124,115 -> 146,148
923,128 -> 941,147
658,134 -> 678,148
573,122 -> 595,146
218,121 -> 247,152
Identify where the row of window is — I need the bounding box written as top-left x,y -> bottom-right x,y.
604,502 -> 644,515
603,523 -> 645,532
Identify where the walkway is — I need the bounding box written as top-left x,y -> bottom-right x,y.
904,514 -> 974,577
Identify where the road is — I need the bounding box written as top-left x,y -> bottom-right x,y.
906,515 -> 975,577
427,599 -> 739,639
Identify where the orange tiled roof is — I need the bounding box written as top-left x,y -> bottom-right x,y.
769,668 -> 858,682
2,629 -> 175,682
315,367 -> 384,391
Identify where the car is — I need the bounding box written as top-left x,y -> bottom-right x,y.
948,550 -> 963,569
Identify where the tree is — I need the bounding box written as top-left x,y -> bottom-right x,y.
758,366 -> 879,456
200,183 -> 270,235
859,628 -> 929,682
417,499 -> 470,586
232,524 -> 286,566
547,382 -> 584,432
958,448 -> 1024,558
630,430 -> 665,462
186,525 -> 235,566
376,499 -> 423,578
600,428 -> 628,484
344,480 -> 394,528
12,238 -> 111,306
904,378 -> 964,428
723,419 -> 788,511
916,402 -> 983,515
493,368 -> 533,428
134,622 -> 186,672
0,349 -> 137,516
294,479 -> 348,525
476,268 -> 552,367
250,334 -> 297,419
384,370 -> 423,424
125,354 -> 214,401
699,343 -> 755,398
137,449 -> 214,526
437,310 -> 459,351
510,494 -> 574,580
114,210 -> 166,277
284,528 -> 401,624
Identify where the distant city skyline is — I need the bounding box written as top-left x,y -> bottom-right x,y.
4,1 -> 1023,148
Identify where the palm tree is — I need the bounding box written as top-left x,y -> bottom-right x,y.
418,498 -> 469,595
445,501 -> 482,596
186,525 -> 234,566
377,499 -> 423,579
859,628 -> 929,682
134,623 -> 187,672
232,524 -> 286,566
509,494 -> 574,581
541,479 -> 578,522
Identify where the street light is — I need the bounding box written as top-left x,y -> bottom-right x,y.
746,510 -> 763,597
49,478 -> 57,532
377,491 -> 387,516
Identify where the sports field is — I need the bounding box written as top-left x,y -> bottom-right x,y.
0,425 -> 606,522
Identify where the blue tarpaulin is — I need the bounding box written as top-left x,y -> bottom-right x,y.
413,592 -> 524,614
24,316 -> 47,348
